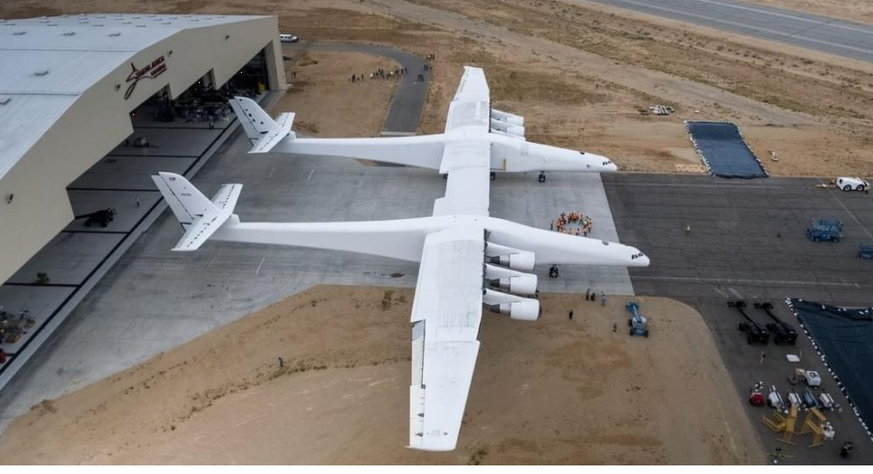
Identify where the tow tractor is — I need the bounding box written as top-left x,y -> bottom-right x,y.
807,218 -> 843,242
728,300 -> 769,344
753,302 -> 797,345
74,208 -> 117,228
625,301 -> 649,337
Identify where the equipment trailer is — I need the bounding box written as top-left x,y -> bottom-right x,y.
728,300 -> 769,344
754,302 -> 798,345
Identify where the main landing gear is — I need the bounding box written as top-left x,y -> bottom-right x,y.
538,171 -> 546,183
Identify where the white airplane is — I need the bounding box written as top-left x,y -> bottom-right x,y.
152,67 -> 649,451
227,67 -> 617,181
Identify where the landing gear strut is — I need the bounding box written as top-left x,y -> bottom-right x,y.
538,171 -> 546,183
490,172 -> 496,181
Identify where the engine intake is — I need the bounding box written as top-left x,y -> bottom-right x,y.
483,289 -> 540,321
485,243 -> 536,271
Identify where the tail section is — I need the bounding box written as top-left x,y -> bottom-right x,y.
229,96 -> 295,153
151,172 -> 241,251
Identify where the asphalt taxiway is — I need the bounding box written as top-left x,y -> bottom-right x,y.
604,173 -> 873,464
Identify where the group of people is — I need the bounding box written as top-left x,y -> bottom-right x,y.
550,211 -> 594,236
348,67 -> 409,83
348,54 -> 436,84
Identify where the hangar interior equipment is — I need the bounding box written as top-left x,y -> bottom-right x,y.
0,13 -> 286,388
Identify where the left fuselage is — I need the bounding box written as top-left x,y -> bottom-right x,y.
271,131 -> 616,174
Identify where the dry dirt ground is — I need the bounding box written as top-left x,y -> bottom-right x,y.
0,286 -> 763,464
743,0 -> 873,24
4,0 -> 873,176
277,51 -> 399,138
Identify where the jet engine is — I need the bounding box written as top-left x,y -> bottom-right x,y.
485,242 -> 536,271
483,289 -> 540,321
484,264 -> 538,295
491,109 -> 525,126
506,125 -> 525,138
489,119 -> 526,138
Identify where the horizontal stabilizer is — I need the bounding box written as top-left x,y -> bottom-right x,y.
151,172 -> 241,252
229,96 -> 295,153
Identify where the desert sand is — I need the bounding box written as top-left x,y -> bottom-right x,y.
3,0 -> 873,176
277,50 -> 399,138
0,286 -> 764,464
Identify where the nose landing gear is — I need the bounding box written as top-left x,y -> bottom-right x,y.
538,171 -> 546,183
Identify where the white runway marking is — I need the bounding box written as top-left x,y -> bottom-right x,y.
307,169 -> 314,180
635,275 -> 861,288
255,256 -> 266,275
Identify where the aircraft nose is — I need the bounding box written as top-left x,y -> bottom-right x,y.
587,152 -> 617,172
629,250 -> 650,267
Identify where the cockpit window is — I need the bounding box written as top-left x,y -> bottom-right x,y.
579,151 -> 586,155
602,240 -> 609,246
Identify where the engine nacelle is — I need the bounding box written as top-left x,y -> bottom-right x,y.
489,128 -> 524,141
483,289 -> 540,321
490,275 -> 537,296
485,243 -> 536,271
484,264 -> 538,295
491,108 -> 525,126
506,125 -> 525,137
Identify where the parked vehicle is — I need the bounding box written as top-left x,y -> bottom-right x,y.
279,34 -> 299,43
860,243 -> 873,259
754,302 -> 798,345
835,177 -> 869,192
807,218 -> 843,242
728,300 -> 769,344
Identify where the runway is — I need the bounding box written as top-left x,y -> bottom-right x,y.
581,0 -> 873,63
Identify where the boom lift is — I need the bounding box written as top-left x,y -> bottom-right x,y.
728,300 -> 769,344
754,302 -> 797,345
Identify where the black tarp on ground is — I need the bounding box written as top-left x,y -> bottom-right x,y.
790,299 -> 873,438
686,121 -> 768,178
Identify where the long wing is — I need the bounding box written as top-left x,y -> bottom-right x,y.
409,226 -> 485,451
444,66 -> 490,133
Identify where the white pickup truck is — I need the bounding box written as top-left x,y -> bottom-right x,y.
835,177 -> 869,192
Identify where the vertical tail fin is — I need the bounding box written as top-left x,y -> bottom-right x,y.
229,97 -> 295,153
151,172 -> 242,251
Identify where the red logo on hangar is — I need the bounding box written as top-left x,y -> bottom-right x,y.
124,55 -> 167,100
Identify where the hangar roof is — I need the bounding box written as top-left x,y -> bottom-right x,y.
0,14 -> 268,180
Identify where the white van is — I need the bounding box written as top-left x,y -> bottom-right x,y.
279,34 -> 299,43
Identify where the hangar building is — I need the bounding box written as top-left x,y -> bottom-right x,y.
0,13 -> 286,284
